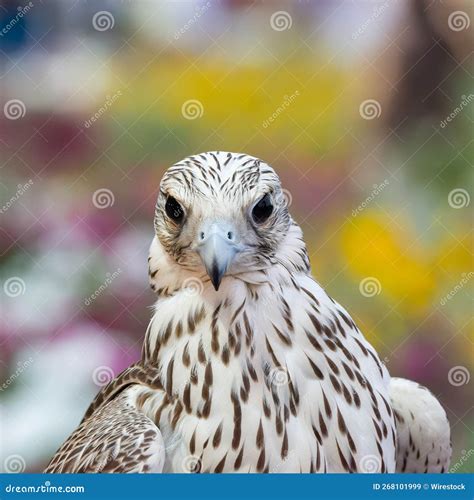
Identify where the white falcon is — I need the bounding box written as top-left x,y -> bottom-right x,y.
45,152 -> 451,473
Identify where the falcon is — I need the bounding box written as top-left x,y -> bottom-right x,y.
45,152 -> 451,473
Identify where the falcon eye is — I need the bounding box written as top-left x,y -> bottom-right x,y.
165,196 -> 185,224
252,193 -> 273,224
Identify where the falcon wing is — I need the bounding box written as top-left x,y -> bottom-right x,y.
44,385 -> 165,473
390,377 -> 451,473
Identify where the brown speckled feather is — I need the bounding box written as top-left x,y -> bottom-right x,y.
45,387 -> 165,473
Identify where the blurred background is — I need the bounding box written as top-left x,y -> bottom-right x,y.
0,0 -> 472,473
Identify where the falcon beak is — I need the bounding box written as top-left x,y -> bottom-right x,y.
197,222 -> 239,291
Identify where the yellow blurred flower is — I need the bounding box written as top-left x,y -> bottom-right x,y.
341,212 -> 436,314
112,57 -> 353,154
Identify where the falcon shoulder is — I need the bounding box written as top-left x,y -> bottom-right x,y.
45,370 -> 165,473
390,377 -> 451,473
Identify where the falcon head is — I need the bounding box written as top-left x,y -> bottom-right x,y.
149,152 -> 306,294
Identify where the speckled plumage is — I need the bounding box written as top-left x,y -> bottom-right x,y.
45,152 -> 451,473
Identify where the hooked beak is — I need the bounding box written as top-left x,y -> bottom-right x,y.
197,222 -> 239,291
